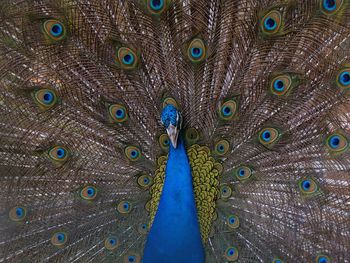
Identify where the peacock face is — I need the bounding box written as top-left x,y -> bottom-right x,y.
161,105 -> 182,148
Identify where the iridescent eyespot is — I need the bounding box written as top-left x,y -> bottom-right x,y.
187,38 -> 207,63
150,0 -> 164,10
220,184 -> 232,200
9,206 -> 27,222
43,19 -> 66,41
321,0 -> 343,14
326,132 -> 349,155
227,215 -> 239,229
261,10 -> 282,35
33,89 -> 58,110
270,75 -> 293,96
80,186 -> 97,201
124,252 -> 141,263
138,223 -> 149,234
109,104 -> 128,123
272,258 -> 284,263
124,146 -> 141,162
219,99 -> 238,121
185,128 -> 200,145
225,246 -> 239,261
137,174 -> 153,188
105,237 -> 120,251
336,68 -> 350,90
298,178 -> 319,196
316,254 -> 331,263
159,134 -> 170,151
235,166 -> 252,181
116,47 -> 139,69
214,139 -> 230,156
51,232 -> 67,247
146,0 -> 169,15
258,128 -> 281,148
117,201 -> 132,214
48,146 -> 69,166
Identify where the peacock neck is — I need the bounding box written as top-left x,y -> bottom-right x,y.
143,137 -> 205,263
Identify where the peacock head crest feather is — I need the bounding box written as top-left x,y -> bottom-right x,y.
161,104 -> 182,148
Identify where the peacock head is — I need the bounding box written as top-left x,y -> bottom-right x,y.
161,104 -> 182,148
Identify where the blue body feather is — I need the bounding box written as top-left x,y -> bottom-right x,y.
143,137 -> 204,263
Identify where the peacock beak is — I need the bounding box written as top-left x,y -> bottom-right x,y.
166,124 -> 179,149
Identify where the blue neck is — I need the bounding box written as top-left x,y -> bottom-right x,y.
143,137 -> 205,263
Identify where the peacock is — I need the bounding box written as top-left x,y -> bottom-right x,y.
0,0 -> 349,262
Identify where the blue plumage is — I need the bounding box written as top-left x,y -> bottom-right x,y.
143,106 -> 204,262
143,137 -> 204,263
161,105 -> 179,129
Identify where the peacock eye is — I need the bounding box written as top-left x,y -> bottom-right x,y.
137,174 -> 153,188
191,47 -> 203,59
50,24 -> 62,36
124,146 -> 141,161
138,223 -> 149,234
235,166 -> 252,181
48,146 -> 69,166
117,201 -> 132,214
150,0 -> 163,10
336,68 -> 350,90
116,47 -> 139,69
109,104 -> 128,123
258,128 -> 281,148
298,178 -> 319,196
220,184 -> 232,200
9,206 -> 27,222
105,237 -> 120,251
49,147 -> 65,159
51,232 -> 67,247
227,215 -> 239,229
33,89 -> 58,110
261,10 -> 282,35
224,246 -> 239,261
274,80 -> 284,91
321,0 -> 343,14
326,132 -> 349,155
265,17 -> 277,30
43,19 -> 66,41
123,253 -> 141,263
316,254 -> 331,263
219,99 -> 238,121
272,258 -> 284,263
146,0 -> 169,15
159,134 -> 170,151
214,139 -> 230,156
80,186 -> 97,200
122,53 -> 134,65
270,74 -> 292,96
185,127 -> 200,145
187,38 -> 207,63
